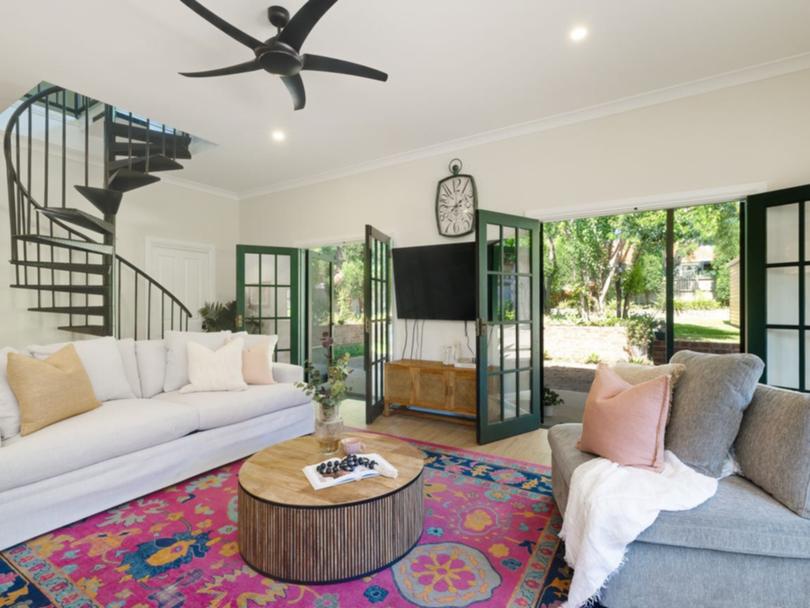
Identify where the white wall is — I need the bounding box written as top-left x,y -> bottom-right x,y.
239,69 -> 810,360
0,147 -> 239,349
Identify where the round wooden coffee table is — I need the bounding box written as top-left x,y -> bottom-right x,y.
238,431 -> 425,584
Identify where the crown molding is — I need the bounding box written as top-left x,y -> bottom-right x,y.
239,52 -> 810,200
158,174 -> 239,201
525,182 -> 770,222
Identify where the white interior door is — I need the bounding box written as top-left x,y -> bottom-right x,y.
147,239 -> 215,331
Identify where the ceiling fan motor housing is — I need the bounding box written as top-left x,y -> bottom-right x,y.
256,40 -> 303,76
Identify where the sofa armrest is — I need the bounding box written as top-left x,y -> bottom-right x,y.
273,362 -> 304,384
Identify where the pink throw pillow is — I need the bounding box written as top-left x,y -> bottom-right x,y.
242,342 -> 275,385
578,364 -> 672,471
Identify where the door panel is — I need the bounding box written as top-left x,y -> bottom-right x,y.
236,245 -> 301,364
364,225 -> 392,423
746,184 -> 810,390
307,250 -> 336,378
148,240 -> 213,331
476,210 -> 542,444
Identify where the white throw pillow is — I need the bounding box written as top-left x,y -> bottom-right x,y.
180,338 -> 247,394
117,338 -> 142,399
163,331 -> 231,392
27,337 -> 134,403
136,339 -> 167,398
0,347 -> 20,440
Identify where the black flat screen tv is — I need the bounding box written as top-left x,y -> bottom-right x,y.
392,242 -> 476,321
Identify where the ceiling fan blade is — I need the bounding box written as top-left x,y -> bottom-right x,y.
180,59 -> 261,78
282,75 -> 307,111
278,0 -> 338,51
303,54 -> 388,82
179,0 -> 264,50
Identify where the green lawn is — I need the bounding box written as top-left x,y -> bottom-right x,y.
334,343 -> 365,359
674,322 -> 740,342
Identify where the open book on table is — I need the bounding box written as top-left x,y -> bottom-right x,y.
303,453 -> 393,491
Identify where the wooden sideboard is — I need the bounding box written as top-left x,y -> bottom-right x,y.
384,359 -> 476,422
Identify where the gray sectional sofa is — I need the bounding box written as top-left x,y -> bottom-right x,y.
549,381 -> 810,607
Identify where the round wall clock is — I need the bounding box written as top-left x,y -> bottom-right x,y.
436,159 -> 477,238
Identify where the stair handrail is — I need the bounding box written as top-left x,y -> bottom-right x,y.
117,254 -> 193,319
3,85 -> 95,247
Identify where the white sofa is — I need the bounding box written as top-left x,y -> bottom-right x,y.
0,336 -> 314,550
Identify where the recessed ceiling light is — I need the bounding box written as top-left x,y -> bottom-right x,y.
271,130 -> 286,143
569,25 -> 589,43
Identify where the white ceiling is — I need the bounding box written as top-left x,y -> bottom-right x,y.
2,0 -> 810,197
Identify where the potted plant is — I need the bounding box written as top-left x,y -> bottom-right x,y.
297,333 -> 352,454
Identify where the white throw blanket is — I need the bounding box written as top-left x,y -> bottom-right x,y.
560,451 -> 718,608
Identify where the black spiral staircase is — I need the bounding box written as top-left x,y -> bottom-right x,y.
3,84 -> 193,339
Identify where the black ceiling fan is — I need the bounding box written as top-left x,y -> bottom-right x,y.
178,0 -> 388,111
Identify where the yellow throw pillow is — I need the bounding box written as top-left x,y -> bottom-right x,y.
7,344 -> 100,436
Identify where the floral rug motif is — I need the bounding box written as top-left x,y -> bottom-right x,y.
1,437 -> 577,608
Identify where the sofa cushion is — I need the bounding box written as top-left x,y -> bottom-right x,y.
28,337 -> 135,403
164,331 -> 231,392
0,347 -> 20,440
549,423 -> 810,560
735,384 -> 810,518
156,384 -> 309,430
667,351 -> 764,477
117,338 -> 142,399
0,399 -> 199,493
135,339 -> 166,398
637,475 -> 810,560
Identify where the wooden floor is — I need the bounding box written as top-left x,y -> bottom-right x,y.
342,400 -> 553,466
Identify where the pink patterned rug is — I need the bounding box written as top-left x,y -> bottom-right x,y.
1,435 -> 572,608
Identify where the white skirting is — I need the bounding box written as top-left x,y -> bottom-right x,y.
0,404 -> 314,550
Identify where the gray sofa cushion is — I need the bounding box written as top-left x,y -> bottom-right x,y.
549,423 -> 810,560
600,537 -> 810,608
667,350 -> 764,477
638,475 -> 810,559
735,384 -> 810,518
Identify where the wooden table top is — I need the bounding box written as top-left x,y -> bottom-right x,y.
239,432 -> 425,508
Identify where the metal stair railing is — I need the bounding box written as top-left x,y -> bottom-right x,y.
3,84 -> 192,339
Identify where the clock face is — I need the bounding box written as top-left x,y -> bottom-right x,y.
436,175 -> 476,237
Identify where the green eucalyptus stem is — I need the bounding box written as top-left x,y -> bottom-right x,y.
296,352 -> 353,415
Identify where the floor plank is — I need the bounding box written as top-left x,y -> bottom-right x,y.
342,399 -> 553,466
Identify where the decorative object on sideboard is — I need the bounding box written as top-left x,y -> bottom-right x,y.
297,332 -> 352,454
178,0 -> 389,111
436,158 -> 477,238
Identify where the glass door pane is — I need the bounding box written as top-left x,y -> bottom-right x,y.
746,185 -> 810,391
671,202 -> 742,358
364,226 -> 392,423
236,245 -> 300,364
307,250 -> 335,379
477,210 -> 542,444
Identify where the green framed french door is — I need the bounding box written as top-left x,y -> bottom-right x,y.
236,245 -> 302,364
306,249 -> 336,378
364,225 -> 392,424
746,184 -> 810,390
476,210 -> 543,444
